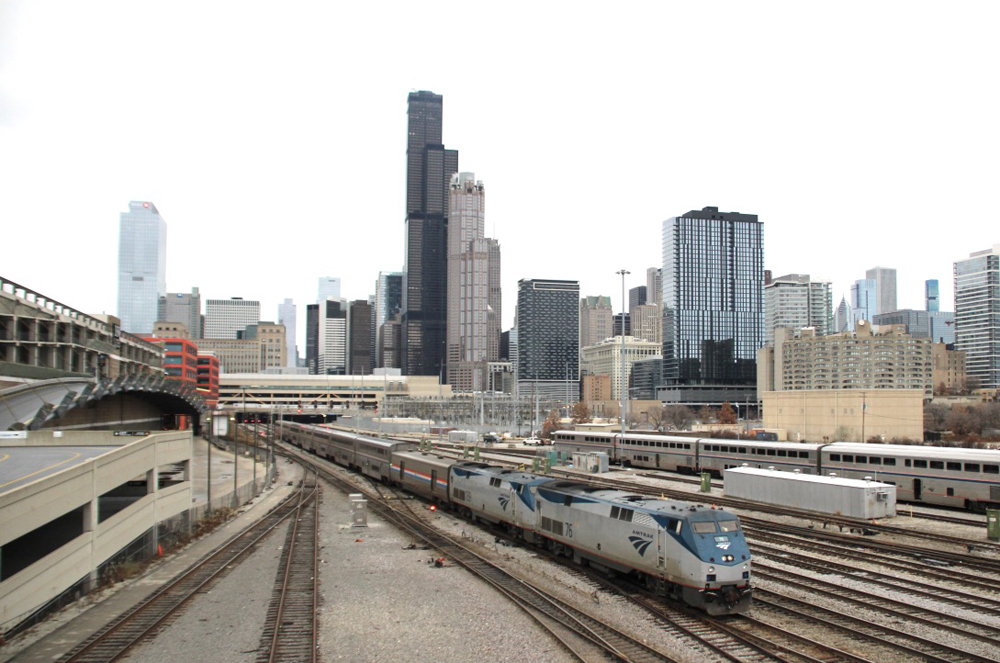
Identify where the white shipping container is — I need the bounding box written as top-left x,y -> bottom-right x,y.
572,452 -> 609,474
724,467 -> 896,519
448,430 -> 479,444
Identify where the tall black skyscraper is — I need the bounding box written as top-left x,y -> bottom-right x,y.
402,91 -> 459,376
516,279 -> 580,400
661,207 -> 764,404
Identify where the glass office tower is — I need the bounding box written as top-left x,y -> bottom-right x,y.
117,201 -> 167,334
402,90 -> 459,377
660,207 -> 764,403
955,246 -> 1000,390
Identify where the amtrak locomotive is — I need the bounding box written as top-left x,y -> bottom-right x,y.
282,422 -> 752,615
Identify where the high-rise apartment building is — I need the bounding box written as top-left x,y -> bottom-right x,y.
579,296 -> 614,351
445,172 -> 501,391
517,279 -> 579,400
926,279 -> 940,312
763,274 -> 832,345
850,279 -> 876,324
278,299 -> 297,367
402,90 -> 459,377
158,288 -> 202,339
348,299 -> 372,376
204,298 -> 260,339
660,207 -> 764,404
866,266 -> 897,316
117,201 -> 167,334
955,245 -> 1000,390
318,277 -> 341,303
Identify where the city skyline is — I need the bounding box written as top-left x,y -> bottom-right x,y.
2,3 -> 997,352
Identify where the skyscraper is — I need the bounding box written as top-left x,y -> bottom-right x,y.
647,267 -> 663,307
445,172 -> 501,392
306,304 -> 319,374
158,287 -> 202,339
117,201 -> 167,334
318,277 -> 341,303
580,296 -> 614,350
629,286 -> 647,311
660,207 -> 764,403
850,279 -> 876,324
834,296 -> 853,333
375,272 -> 403,368
763,274 -> 833,344
278,298 -> 297,367
517,279 -> 579,400
402,90 -> 459,377
204,298 -> 260,339
866,266 -> 897,316
955,245 -> 1000,390
318,299 -> 347,375
926,279 -> 940,312
348,299 -> 372,376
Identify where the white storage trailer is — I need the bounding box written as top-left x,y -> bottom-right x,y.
724,467 -> 897,519
448,430 -> 479,444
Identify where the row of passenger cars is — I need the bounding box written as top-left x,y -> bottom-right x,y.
281,421 -> 752,614
551,430 -> 1000,512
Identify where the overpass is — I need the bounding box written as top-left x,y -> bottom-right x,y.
0,375 -> 208,433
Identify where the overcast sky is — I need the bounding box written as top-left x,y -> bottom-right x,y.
3,2 -> 998,352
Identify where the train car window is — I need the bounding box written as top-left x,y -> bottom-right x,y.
692,522 -> 717,534
930,461 -> 944,470
739,447 -> 747,454
947,488 -> 955,496
767,450 -> 776,456
842,455 -> 854,462
905,459 -> 912,467
830,454 -> 841,461
965,463 -> 982,472
610,506 -> 620,519
868,457 -> 881,465
777,450 -> 787,457
719,520 -> 740,532
855,456 -> 867,464
686,444 -> 692,449
985,465 -> 999,474
947,462 -> 961,471
883,458 -> 896,466
913,460 -> 928,469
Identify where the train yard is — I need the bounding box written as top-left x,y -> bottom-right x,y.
4,423 -> 1000,663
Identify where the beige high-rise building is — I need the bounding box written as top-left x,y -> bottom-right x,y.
246,322 -> 287,371
580,296 -> 613,351
445,172 -> 501,392
581,336 -> 661,400
630,303 -> 662,345
758,321 -> 935,396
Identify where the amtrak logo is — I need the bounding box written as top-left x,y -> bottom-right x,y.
716,541 -> 731,550
629,536 -> 653,556
498,495 -> 510,511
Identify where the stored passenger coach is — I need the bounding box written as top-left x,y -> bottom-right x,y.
551,430 -> 1000,511
281,422 -> 752,614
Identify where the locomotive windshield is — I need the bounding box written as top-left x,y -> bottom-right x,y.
719,520 -> 741,532
692,521 -> 718,533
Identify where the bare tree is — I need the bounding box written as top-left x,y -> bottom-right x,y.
662,405 -> 696,431
541,409 -> 564,439
571,401 -> 592,424
718,402 -> 737,425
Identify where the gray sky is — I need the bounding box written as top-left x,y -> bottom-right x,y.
3,2 -> 998,351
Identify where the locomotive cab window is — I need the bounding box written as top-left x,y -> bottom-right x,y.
718,520 -> 740,532
692,521 -> 717,534
489,478 -> 502,488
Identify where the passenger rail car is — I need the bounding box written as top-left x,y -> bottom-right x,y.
282,423 -> 416,481
550,429 -> 1000,511
821,443 -> 1000,511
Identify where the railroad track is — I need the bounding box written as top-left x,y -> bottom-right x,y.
284,444 -> 678,663
256,473 -> 320,663
58,465 -> 318,663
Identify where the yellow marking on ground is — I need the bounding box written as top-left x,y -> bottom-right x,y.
0,454 -> 9,463
0,451 -> 82,488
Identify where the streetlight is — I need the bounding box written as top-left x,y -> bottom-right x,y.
617,269 -> 630,436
